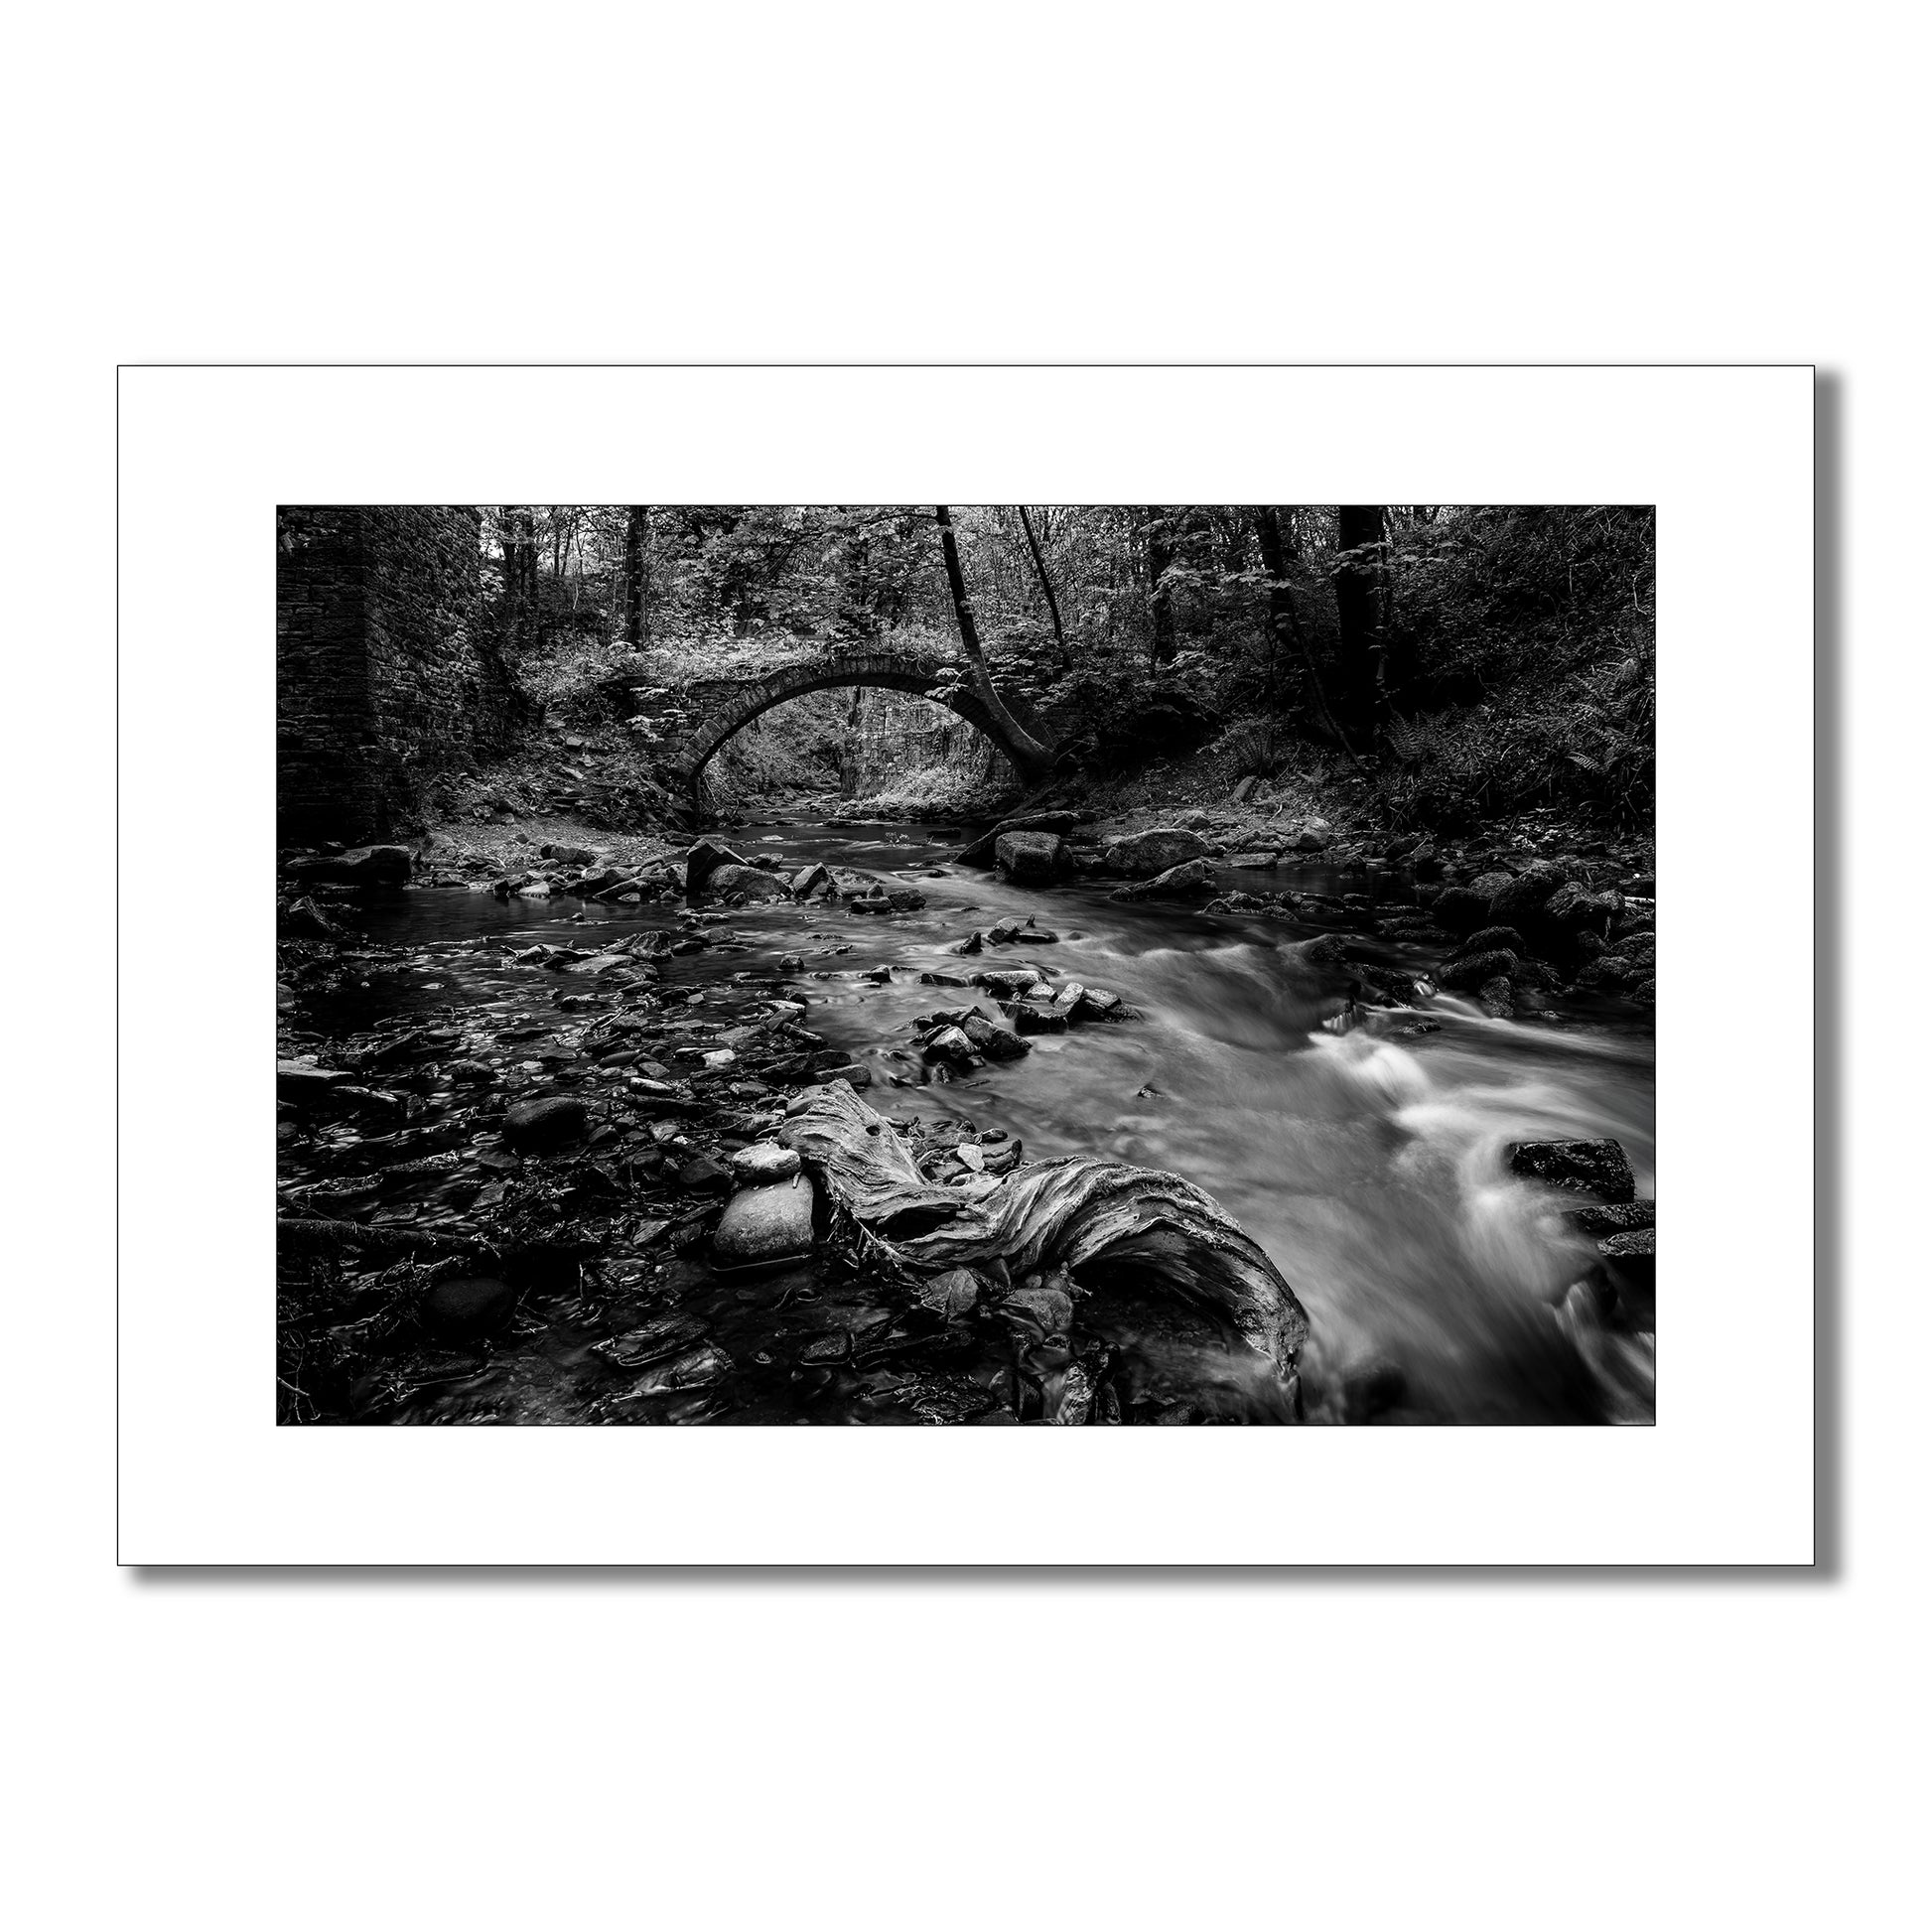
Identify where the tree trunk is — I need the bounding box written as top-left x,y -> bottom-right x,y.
1256,506 -> 1365,769
1016,504 -> 1072,670
1334,504 -> 1389,725
503,506 -> 538,655
1146,507 -> 1177,668
621,505 -> 647,644
934,506 -> 1055,778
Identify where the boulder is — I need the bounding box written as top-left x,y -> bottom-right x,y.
1467,870 -> 1514,905
677,1153 -> 733,1191
684,839 -> 750,894
1455,925 -> 1527,958
922,1026 -> 984,1070
1293,827 -> 1333,853
1109,858 -> 1217,901
712,1173 -> 816,1267
1001,1001 -> 1066,1035
288,844 -> 412,889
959,1012 -> 1030,1061
1546,881 -> 1623,926
1476,976 -> 1515,1018
1490,865 -> 1562,922
502,1094 -> 590,1154
916,1267 -> 984,1317
955,810 -> 1080,868
809,1063 -> 873,1089
790,863 -> 832,897
994,830 -> 1067,885
703,864 -> 790,902
730,1143 -> 803,1184
1508,1138 -> 1637,1203
419,1275 -> 517,1341
540,843 -> 598,867
1102,826 -> 1214,878
1439,948 -> 1520,991
1561,1200 -> 1656,1238
1429,887 -> 1491,932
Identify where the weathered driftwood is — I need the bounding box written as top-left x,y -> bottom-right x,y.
776,1080 -> 1310,1381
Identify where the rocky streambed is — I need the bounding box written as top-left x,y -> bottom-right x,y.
276,808 -> 1656,1426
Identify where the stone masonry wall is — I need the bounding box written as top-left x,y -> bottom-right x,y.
277,507 -> 520,843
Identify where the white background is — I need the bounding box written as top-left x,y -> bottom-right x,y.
9,5 -> 1926,1930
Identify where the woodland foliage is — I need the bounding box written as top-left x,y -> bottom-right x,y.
481,501 -> 1655,828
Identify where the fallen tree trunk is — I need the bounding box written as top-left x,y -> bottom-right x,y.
776,1081 -> 1310,1398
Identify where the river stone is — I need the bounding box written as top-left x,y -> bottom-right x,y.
684,838 -> 750,894
790,863 -> 832,897
541,843 -> 598,866
994,830 -> 1066,885
810,1063 -> 873,1089
917,1267 -> 984,1317
1439,948 -> 1520,991
1562,1200 -> 1656,1237
731,1143 -> 802,1183
1109,858 -> 1217,901
1456,924 -> 1527,958
1076,987 -> 1123,1019
922,1026 -> 983,1069
1429,886 -> 1490,932
1001,1001 -> 1066,1035
420,1275 -> 517,1341
713,1173 -> 816,1267
677,1152 -> 732,1190
1476,976 -> 1514,1018
704,863 -> 790,901
1490,866 -> 1562,921
1508,1138 -> 1637,1202
502,1093 -> 589,1154
1103,827 -> 1214,877
1468,870 -> 1514,904
959,1012 -> 1030,1061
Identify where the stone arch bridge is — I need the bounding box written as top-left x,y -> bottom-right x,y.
651,646 -> 1053,807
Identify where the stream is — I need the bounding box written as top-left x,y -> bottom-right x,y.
287,818 -> 1657,1425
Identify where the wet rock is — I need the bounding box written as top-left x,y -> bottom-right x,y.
1429,886 -> 1491,932
705,864 -> 790,901
790,863 -> 832,897
445,1058 -> 495,1086
1476,976 -> 1515,1018
281,894 -> 342,940
1546,881 -> 1623,926
677,1152 -> 733,1191
684,839 -> 750,894
917,1267 -> 984,1317
971,965 -> 1043,996
419,1275 -> 517,1341
623,1343 -> 733,1397
1456,924 -> 1527,958
277,1061 -> 352,1104
850,888 -> 926,914
541,843 -> 598,867
952,930 -> 984,955
713,1173 -> 816,1266
1002,1001 -> 1067,1035
955,810 -> 1080,867
1293,826 -> 1333,852
1467,870 -> 1514,905
1077,987 -> 1123,1020
731,1143 -> 802,1184
288,843 -> 412,888
1625,874 -> 1656,897
1228,851 -> 1279,870
1102,826 -> 1214,878
810,1063 -> 873,1089
1439,948 -> 1520,991
1508,1138 -> 1637,1202
1109,858 -> 1217,901
922,1026 -> 984,1071
503,1093 -> 590,1154
1490,864 -> 1562,922
959,1012 -> 1030,1061
1562,1200 -> 1656,1237
994,830 -> 1067,885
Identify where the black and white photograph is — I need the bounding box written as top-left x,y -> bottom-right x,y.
275,501 -> 1656,1427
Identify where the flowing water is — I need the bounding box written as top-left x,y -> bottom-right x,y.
295,818 -> 1656,1424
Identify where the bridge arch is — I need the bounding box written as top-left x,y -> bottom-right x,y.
657,648 -> 1048,803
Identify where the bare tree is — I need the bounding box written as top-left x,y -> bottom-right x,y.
1016,504 -> 1073,671
934,506 -> 1054,778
